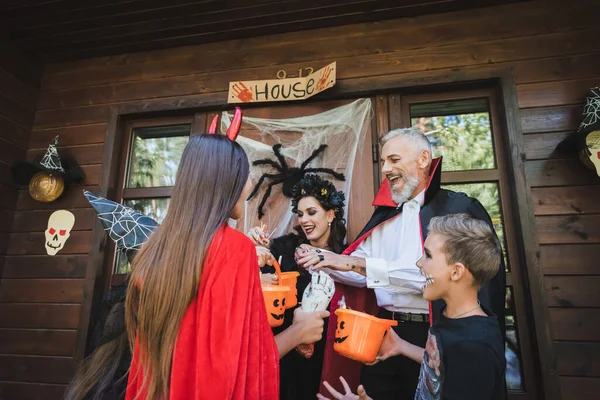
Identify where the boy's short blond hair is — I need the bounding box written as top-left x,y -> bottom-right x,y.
428,214 -> 501,287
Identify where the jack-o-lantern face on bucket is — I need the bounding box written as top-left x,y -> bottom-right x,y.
271,297 -> 286,321
262,286 -> 290,328
334,319 -> 348,343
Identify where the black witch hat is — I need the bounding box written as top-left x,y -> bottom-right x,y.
558,87 -> 600,153
12,135 -> 84,185
83,190 -> 158,264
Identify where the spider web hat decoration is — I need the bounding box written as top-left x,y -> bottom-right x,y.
12,135 -> 85,185
12,135 -> 85,203
247,143 -> 345,219
558,87 -> 600,175
83,190 -> 158,264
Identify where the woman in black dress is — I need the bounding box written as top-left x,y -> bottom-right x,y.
249,174 -> 347,400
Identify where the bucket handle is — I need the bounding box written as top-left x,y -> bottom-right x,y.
273,256 -> 283,285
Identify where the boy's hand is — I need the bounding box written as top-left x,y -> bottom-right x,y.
292,308 -> 330,344
317,377 -> 372,400
367,328 -> 405,365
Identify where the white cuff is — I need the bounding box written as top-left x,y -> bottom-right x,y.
366,258 -> 389,288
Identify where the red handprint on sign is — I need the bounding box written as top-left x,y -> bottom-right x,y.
316,65 -> 332,92
232,82 -> 253,102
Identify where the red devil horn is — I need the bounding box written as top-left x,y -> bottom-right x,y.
208,114 -> 219,134
226,107 -> 242,141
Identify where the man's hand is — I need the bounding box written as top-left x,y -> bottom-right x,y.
256,246 -> 275,267
295,245 -> 366,275
317,377 -> 372,400
291,308 -> 330,345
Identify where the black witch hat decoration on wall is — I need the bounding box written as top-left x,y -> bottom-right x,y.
83,190 -> 158,264
558,87 -> 600,176
12,136 -> 84,202
247,143 -> 345,219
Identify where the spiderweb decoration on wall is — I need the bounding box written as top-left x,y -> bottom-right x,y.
83,190 -> 158,252
40,135 -> 65,173
220,98 -> 372,238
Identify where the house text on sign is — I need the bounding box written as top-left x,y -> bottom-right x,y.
228,62 -> 336,104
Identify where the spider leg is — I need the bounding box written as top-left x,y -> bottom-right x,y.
256,178 -> 286,219
247,173 -> 282,201
300,145 -> 328,170
303,168 -> 346,181
252,159 -> 283,172
272,144 -> 289,174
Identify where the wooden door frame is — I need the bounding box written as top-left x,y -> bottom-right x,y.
79,65 -> 558,400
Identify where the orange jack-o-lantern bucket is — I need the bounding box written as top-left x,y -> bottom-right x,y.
333,308 -> 398,363
262,285 -> 290,327
280,271 -> 300,309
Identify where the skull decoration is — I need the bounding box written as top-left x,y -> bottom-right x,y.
45,210 -> 75,256
586,130 -> 600,176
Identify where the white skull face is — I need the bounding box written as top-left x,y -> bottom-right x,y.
587,131 -> 600,177
45,210 -> 75,256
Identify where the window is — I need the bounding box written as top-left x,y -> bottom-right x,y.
397,89 -> 537,398
109,117 -> 194,279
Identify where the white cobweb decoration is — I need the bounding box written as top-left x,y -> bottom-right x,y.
579,87 -> 600,132
220,98 -> 372,240
40,135 -> 65,173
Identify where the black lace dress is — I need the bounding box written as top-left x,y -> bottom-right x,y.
261,233 -> 333,400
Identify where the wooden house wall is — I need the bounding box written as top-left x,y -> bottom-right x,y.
0,39 -> 48,398
4,0 -> 599,398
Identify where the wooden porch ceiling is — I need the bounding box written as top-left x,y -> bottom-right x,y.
0,0 -> 523,61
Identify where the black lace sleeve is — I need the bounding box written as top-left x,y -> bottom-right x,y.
264,233 -> 302,273
88,284 -> 128,353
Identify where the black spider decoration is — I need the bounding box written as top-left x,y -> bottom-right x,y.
247,143 -> 345,219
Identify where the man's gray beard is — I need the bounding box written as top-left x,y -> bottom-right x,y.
390,174 -> 420,205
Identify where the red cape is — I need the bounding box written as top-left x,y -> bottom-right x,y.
320,159 -> 442,393
126,225 -> 279,400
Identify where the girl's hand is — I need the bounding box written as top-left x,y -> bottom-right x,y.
248,224 -> 270,247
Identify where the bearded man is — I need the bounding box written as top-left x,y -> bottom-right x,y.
296,128 -> 505,399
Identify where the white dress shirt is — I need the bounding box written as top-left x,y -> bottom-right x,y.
326,190 -> 428,314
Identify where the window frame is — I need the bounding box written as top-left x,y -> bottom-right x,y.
397,88 -> 538,399
106,115 -> 198,286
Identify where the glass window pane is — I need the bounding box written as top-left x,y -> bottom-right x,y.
115,250 -> 130,275
441,182 -> 508,271
410,99 -> 496,171
126,124 -> 190,188
506,286 -> 525,391
124,198 -> 170,224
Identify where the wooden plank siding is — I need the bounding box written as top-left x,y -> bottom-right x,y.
0,34 -> 53,397
1,0 -> 594,397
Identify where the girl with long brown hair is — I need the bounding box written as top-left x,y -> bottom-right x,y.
124,120 -> 280,400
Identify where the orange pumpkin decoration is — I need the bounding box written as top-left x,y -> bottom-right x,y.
280,271 -> 300,309
333,308 -> 398,363
262,285 -> 290,327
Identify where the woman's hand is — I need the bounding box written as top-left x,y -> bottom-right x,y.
291,308 -> 330,344
256,246 -> 275,267
248,225 -> 270,247
317,377 -> 372,400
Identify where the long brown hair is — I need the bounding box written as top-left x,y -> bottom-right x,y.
64,333 -> 128,400
125,134 -> 249,399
